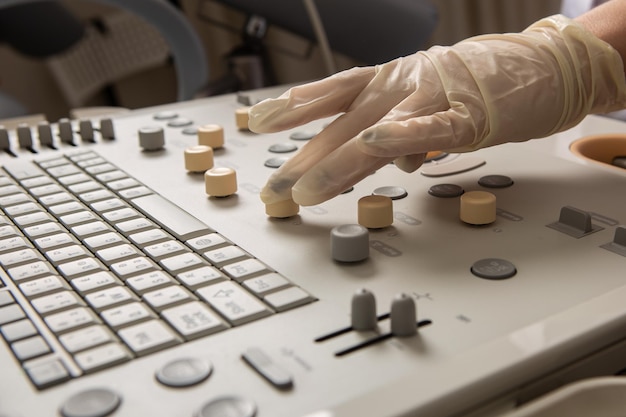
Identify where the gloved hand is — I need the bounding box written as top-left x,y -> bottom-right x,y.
249,15 -> 626,206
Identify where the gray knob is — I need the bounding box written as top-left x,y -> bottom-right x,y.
37,121 -> 54,147
16,123 -> 33,149
138,126 -> 165,151
330,224 -> 369,262
0,125 -> 10,150
58,118 -> 74,144
390,293 -> 417,337
99,118 -> 115,139
79,119 -> 94,142
351,288 -> 377,331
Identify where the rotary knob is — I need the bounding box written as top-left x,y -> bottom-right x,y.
265,199 -> 299,218
331,224 -> 369,263
205,167 -> 237,197
184,145 -> 214,172
358,195 -> 393,229
198,124 -> 224,149
460,191 -> 496,225
138,126 -> 165,151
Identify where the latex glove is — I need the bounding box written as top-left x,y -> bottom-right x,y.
249,15 -> 626,206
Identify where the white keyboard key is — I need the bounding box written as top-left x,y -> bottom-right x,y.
48,201 -> 85,216
59,211 -> 98,226
264,287 -> 316,312
71,221 -> 111,238
110,256 -> 158,278
126,271 -> 174,294
115,218 -> 157,234
242,273 -> 291,296
0,304 -> 26,325
31,291 -> 84,315
118,186 -> 152,199
74,343 -> 131,373
0,184 -> 21,196
162,301 -> 228,340
96,244 -> 139,264
177,266 -> 226,290
38,192 -> 74,206
0,236 -> 30,254
19,275 -> 67,298
84,163 -> 115,175
117,320 -> 181,356
45,307 -> 99,333
142,285 -> 193,311
58,257 -> 105,279
4,202 -> 41,217
128,229 -> 170,247
45,245 -> 90,264
1,318 -> 38,342
69,182 -> 104,195
186,233 -> 229,252
144,240 -> 188,260
107,178 -> 139,191
196,281 -> 272,326
101,207 -> 140,223
23,222 -> 63,238
0,248 -> 42,267
203,245 -> 249,267
90,198 -> 127,213
0,225 -> 20,238
47,164 -> 81,177
20,176 -> 52,188
0,193 -> 32,206
56,173 -> 90,186
11,335 -> 50,361
34,233 -> 77,250
95,170 -> 126,182
71,271 -> 120,295
85,286 -> 137,311
13,211 -> 54,227
8,261 -> 55,282
222,259 -> 269,282
24,358 -> 70,388
59,325 -> 116,353
159,252 -> 204,274
29,183 -> 63,197
78,189 -> 114,203
101,302 -> 155,329
83,232 -> 126,250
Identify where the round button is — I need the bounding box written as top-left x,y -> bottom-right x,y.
459,191 -> 496,225
235,107 -> 251,130
264,157 -> 289,168
358,195 -> 393,229
372,186 -> 408,200
138,126 -> 165,151
156,357 -> 212,388
351,288 -> 376,330
289,131 -> 316,141
183,126 -> 198,135
153,111 -> 178,120
478,174 -> 514,188
268,143 -> 298,153
167,118 -> 193,128
428,184 -> 464,198
185,145 -> 214,172
198,124 -> 224,149
265,199 -> 299,218
60,388 -> 121,417
390,293 -> 417,337
471,258 -> 517,280
196,396 -> 256,417
205,167 -> 237,197
331,224 -> 369,263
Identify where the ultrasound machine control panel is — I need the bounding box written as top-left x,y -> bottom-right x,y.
1,85 -> 626,417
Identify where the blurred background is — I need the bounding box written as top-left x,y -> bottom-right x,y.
0,0 -> 561,123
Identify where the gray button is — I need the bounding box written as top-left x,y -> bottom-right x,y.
167,118 -> 193,128
390,293 -> 417,337
60,388 -> 121,417
153,111 -> 178,120
242,347 -> 293,390
331,224 -> 369,263
478,174 -> 514,188
156,357 -> 212,388
268,143 -> 297,153
373,186 -> 408,200
264,157 -> 289,169
471,258 -> 517,280
183,126 -> 198,135
196,396 -> 256,417
428,184 -> 464,198
289,131 -> 316,141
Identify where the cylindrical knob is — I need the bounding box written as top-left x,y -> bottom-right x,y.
235,107 -> 250,130
16,123 -> 33,149
37,122 -> 54,147
79,119 -> 94,142
331,224 -> 369,263
138,126 -> 165,151
351,288 -> 377,331
184,145 -> 214,172
358,195 -> 393,229
197,124 -> 224,149
100,118 -> 115,139
265,199 -> 299,218
460,191 -> 496,225
205,167 -> 237,197
58,118 -> 74,144
390,293 -> 417,337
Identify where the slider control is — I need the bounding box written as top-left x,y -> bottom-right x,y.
390,293 -> 417,337
351,288 -> 377,331
600,225 -> 626,256
16,123 -> 35,151
37,122 -> 55,148
0,126 -> 15,156
58,118 -> 75,145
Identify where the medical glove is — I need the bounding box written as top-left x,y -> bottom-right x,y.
249,15 -> 626,206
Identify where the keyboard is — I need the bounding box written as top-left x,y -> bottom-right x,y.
0,149 -> 315,388
3,87 -> 626,417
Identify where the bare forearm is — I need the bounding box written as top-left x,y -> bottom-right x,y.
576,0 -> 626,66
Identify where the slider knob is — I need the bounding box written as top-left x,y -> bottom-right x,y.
390,293 -> 417,337
351,288 -> 377,331
37,122 -> 54,147
16,123 -> 33,149
58,118 -> 74,144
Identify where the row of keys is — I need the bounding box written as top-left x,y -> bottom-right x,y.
0,150 -> 314,388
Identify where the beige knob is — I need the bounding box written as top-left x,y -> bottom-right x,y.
358,195 -> 393,229
184,145 -> 214,172
205,167 -> 237,197
460,191 -> 496,225
265,199 -> 299,218
235,107 -> 251,130
197,124 -> 224,149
